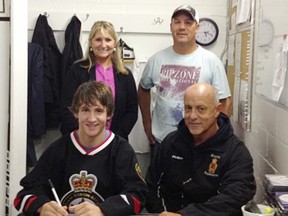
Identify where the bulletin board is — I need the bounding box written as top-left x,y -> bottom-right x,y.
227,0 -> 254,131
227,28 -> 253,131
255,0 -> 288,108
228,0 -> 254,33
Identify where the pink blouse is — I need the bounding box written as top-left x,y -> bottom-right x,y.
95,64 -> 115,129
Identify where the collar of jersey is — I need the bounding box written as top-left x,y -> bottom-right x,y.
70,130 -> 115,155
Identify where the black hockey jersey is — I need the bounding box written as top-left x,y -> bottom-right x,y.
14,131 -> 147,216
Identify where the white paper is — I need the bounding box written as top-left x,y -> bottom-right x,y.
228,36 -> 235,66
233,77 -> 240,123
232,0 -> 238,8
271,51 -> 287,101
239,80 -> 249,129
231,13 -> 236,31
236,0 -> 251,25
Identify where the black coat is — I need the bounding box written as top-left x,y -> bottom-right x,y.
145,113 -> 256,216
60,61 -> 138,140
27,43 -> 46,167
61,15 -> 83,90
32,14 -> 62,128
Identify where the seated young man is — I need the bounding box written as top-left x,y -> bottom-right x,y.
145,82 -> 256,216
14,81 -> 147,216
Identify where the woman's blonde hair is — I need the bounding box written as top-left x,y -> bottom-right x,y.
81,21 -> 128,74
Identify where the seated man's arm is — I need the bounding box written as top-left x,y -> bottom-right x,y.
145,167 -> 166,213
145,142 -> 169,213
178,142 -> 256,216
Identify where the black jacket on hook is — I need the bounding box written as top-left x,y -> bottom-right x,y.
61,15 -> 83,93
32,14 -> 62,128
27,43 -> 46,167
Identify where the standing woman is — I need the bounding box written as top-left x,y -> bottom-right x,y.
60,21 -> 138,140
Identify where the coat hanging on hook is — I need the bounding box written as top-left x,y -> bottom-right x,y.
61,15 -> 83,89
31,14 -> 62,128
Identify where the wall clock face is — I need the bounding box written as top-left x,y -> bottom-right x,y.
196,18 -> 219,46
258,19 -> 274,47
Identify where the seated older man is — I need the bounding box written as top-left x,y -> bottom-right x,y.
145,82 -> 256,216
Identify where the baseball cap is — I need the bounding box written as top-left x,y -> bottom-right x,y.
172,5 -> 199,23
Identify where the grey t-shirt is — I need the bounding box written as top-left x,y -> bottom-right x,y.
140,46 -> 231,142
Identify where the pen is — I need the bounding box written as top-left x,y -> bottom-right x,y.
48,179 -> 62,206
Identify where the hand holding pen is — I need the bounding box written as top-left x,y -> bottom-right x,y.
36,179 -> 69,215
48,179 -> 62,206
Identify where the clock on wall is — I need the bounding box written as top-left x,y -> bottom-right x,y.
258,19 -> 274,47
196,18 -> 219,46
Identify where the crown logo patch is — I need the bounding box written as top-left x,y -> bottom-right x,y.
71,171 -> 96,192
62,170 -> 104,208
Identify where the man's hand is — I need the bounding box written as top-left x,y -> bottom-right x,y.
159,211 -> 181,216
38,201 -> 68,216
143,121 -> 156,145
69,201 -> 104,216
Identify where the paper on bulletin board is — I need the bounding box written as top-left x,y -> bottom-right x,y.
231,13 -> 236,31
239,79 -> 249,130
228,36 -> 235,66
271,51 -> 287,101
236,0 -> 251,25
233,77 -> 240,123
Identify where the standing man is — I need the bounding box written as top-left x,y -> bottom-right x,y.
138,5 -> 232,147
145,83 -> 255,216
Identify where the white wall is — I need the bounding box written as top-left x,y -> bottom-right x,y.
27,0 -> 228,60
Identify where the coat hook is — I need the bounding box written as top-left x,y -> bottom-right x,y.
154,17 -> 164,24
83,13 -> 89,22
